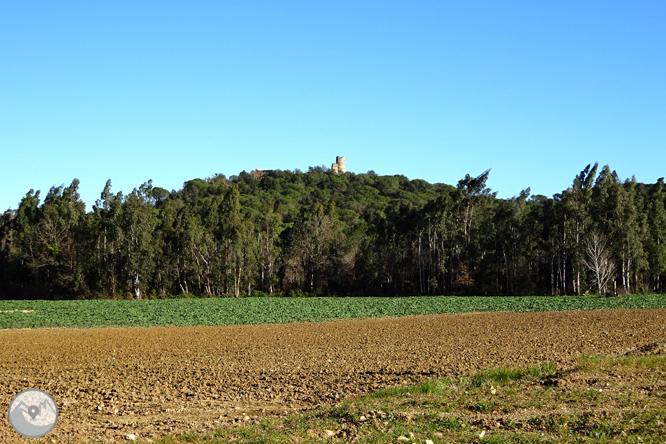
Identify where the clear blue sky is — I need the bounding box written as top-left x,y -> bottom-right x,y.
1,1 -> 664,211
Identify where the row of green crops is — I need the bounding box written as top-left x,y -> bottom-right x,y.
0,295 -> 665,330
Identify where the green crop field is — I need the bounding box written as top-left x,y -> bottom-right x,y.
1,294 -> 665,330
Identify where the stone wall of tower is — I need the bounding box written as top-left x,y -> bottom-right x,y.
331,156 -> 345,173
336,156 -> 345,173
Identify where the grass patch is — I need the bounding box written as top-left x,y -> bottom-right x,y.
470,362 -> 556,387
370,379 -> 443,399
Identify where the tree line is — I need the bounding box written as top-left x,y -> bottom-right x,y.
1,163 -> 665,299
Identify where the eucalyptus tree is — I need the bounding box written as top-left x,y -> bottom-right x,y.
542,194 -> 566,294
288,203 -> 343,292
589,166 -> 622,292
415,193 -> 454,295
492,189 -> 531,295
451,170 -> 495,292
238,215 -> 259,296
256,207 -> 284,294
590,167 -> 647,292
152,193 -> 178,296
363,209 -> 395,294
566,163 -> 597,295
0,210 -> 13,286
24,180 -> 86,294
175,199 -> 218,296
119,183 -> 158,299
582,230 -> 615,295
90,180 -> 124,296
522,194 -> 551,294
218,185 -> 243,297
614,178 -> 647,293
2,190 -> 42,293
377,203 -> 420,295
647,178 -> 666,291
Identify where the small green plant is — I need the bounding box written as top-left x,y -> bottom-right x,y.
470,361 -> 556,387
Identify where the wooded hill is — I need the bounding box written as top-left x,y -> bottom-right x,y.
1,164 -> 665,299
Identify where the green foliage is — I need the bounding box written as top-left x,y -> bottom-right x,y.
0,294 -> 665,329
470,362 -> 556,387
1,165 -> 666,299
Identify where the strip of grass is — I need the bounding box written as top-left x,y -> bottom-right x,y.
0,294 -> 665,330
145,351 -> 666,444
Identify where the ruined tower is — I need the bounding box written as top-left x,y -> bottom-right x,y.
331,156 -> 345,173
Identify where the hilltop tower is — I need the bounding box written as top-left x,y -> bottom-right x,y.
331,156 -> 345,173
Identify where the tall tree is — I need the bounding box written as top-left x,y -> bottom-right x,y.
566,163 -> 597,295
288,203 -> 342,292
452,170 -> 495,293
647,178 -> 666,291
219,185 -> 243,297
119,183 -> 157,299
582,231 -> 615,295
256,207 -> 284,294
12,190 -> 42,288
614,179 -> 647,293
493,189 -> 531,295
91,180 -> 124,297
35,180 -> 87,294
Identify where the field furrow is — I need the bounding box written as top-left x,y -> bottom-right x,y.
0,309 -> 664,442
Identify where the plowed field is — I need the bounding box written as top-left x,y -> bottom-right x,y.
1,308 -> 665,443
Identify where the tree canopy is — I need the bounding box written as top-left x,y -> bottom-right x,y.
1,164 -> 664,299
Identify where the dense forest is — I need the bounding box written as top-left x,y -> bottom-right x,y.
1,163 -> 665,299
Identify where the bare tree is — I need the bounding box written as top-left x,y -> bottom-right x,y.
582,231 -> 615,295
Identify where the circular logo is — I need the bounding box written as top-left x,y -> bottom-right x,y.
8,389 -> 58,438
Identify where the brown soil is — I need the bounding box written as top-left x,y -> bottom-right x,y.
0,309 -> 664,443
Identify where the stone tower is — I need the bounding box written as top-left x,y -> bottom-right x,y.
331,156 -> 346,173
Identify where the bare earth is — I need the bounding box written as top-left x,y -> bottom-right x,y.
1,309 -> 665,443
